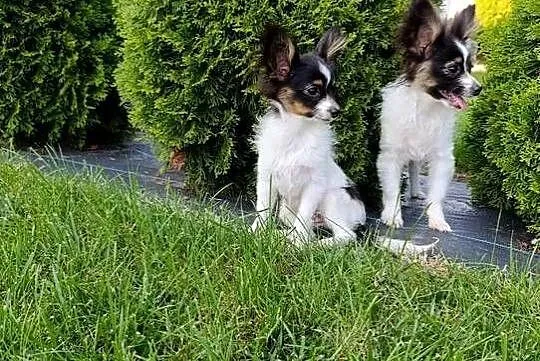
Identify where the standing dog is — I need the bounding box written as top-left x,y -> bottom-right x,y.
377,0 -> 481,232
251,26 -> 366,245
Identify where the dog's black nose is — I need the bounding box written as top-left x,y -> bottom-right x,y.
330,107 -> 341,118
472,84 -> 482,96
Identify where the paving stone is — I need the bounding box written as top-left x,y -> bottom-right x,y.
26,138 -> 539,272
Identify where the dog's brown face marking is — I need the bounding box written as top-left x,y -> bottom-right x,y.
399,0 -> 481,105
412,60 -> 437,88
260,26 -> 345,119
277,87 -> 315,117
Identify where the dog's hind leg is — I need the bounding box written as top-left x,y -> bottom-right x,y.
317,188 -> 365,246
287,185 -> 323,244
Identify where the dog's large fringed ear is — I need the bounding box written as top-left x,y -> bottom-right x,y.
450,5 -> 477,40
400,0 -> 442,58
316,28 -> 347,63
262,25 -> 297,81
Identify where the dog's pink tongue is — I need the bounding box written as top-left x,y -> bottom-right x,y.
448,93 -> 468,111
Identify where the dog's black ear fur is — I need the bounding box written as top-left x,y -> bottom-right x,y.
316,28 -> 347,64
399,0 -> 442,59
262,25 -> 298,81
450,5 -> 477,40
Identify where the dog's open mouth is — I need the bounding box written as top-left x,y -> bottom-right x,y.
440,90 -> 467,111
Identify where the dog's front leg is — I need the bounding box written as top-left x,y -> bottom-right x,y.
377,150 -> 405,228
427,154 -> 454,232
251,172 -> 278,232
288,185 -> 322,245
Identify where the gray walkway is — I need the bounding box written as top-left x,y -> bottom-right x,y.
27,138 -> 539,272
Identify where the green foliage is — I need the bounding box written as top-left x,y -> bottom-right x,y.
492,81 -> 540,233
115,0 -> 406,196
0,0 -> 127,148
459,0 -> 540,233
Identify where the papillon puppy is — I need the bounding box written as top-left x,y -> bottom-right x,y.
250,25 -> 366,245
377,0 -> 481,232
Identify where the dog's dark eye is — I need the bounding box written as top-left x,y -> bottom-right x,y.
305,86 -> 320,97
446,64 -> 459,73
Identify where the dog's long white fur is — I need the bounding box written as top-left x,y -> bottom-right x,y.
251,100 -> 365,244
377,0 -> 480,232
252,99 -> 438,257
378,79 -> 458,232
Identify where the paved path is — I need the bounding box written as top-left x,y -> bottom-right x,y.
27,139 -> 539,272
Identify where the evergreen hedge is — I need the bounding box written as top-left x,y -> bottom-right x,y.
0,0 -> 126,148
459,0 -> 539,234
115,0 -> 406,196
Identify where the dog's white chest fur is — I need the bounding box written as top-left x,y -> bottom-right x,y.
254,110 -> 335,206
380,81 -> 457,161
252,107 -> 366,244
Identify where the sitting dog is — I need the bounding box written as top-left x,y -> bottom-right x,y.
377,0 -> 481,232
250,25 -> 366,245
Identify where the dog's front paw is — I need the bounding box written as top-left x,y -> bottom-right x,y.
380,208 -> 404,228
251,217 -> 263,232
279,226 -> 315,247
426,203 -> 452,232
428,217 -> 452,232
280,229 -> 308,247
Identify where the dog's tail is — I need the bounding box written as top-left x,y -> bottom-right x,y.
375,236 -> 439,258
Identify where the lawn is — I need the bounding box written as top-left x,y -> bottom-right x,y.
0,153 -> 539,360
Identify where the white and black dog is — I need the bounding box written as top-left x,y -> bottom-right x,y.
250,25 -> 366,245
378,0 -> 481,232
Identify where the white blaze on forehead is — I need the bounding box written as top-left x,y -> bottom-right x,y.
318,61 -> 331,88
455,39 -> 480,90
455,40 -> 470,65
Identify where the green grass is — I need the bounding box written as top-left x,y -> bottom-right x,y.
0,153 -> 539,360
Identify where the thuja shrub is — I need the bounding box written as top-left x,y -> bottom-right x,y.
115,0 -> 406,196
459,0 -> 539,234
0,0 -> 127,148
